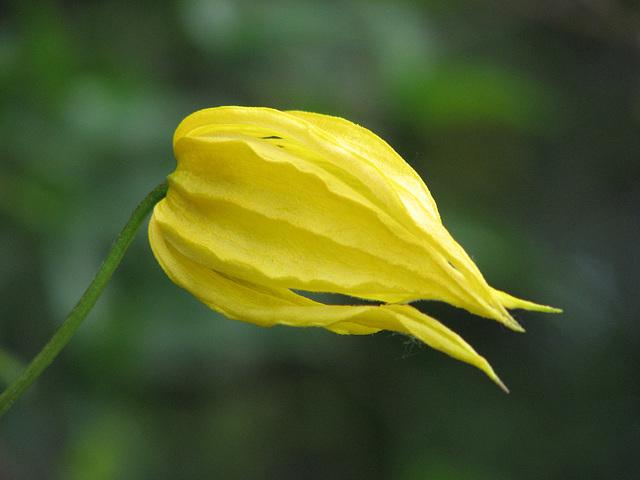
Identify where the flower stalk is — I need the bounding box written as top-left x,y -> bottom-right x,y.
1,106 -> 561,414
0,182 -> 168,417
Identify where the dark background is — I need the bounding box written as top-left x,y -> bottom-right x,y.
1,1 -> 638,479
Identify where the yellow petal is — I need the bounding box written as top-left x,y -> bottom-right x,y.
150,215 -> 507,390
491,288 -> 562,313
163,107 -> 528,328
157,137 -> 462,303
149,106 -> 561,390
287,110 -> 442,222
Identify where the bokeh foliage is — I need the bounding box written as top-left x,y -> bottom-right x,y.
1,0 -> 639,479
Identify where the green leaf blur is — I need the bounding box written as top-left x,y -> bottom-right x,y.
1,1 -> 637,479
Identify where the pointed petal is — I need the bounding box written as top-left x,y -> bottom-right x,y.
165,127 -> 521,327
379,304 -> 509,392
158,106 -> 558,343
492,288 -> 562,313
150,216 -> 507,390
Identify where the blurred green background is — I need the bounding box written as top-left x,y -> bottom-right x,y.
1,0 -> 638,478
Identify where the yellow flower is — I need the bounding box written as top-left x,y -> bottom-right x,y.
149,106 -> 559,391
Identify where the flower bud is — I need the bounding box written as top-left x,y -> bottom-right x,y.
149,106 -> 559,390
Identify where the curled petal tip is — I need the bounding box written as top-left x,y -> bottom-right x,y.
537,305 -> 563,314
495,376 -> 510,394
478,353 -> 509,392
511,322 -> 526,333
493,289 -> 562,314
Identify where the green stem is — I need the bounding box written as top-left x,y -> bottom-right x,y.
0,182 -> 169,417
